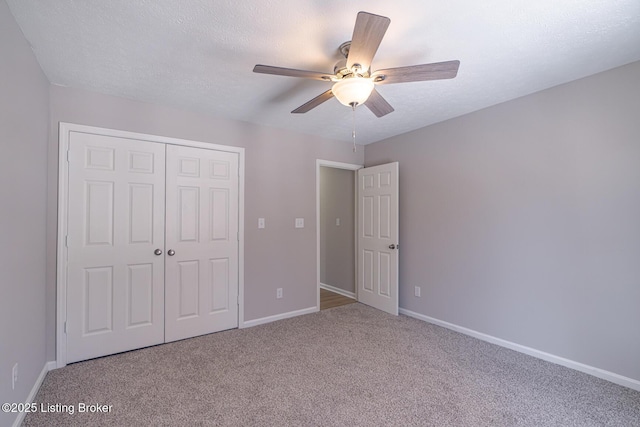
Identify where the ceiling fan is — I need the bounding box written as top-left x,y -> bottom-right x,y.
253,11 -> 460,118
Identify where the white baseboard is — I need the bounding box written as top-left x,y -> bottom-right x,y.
320,283 -> 356,299
12,361 -> 55,427
242,306 -> 318,328
399,308 -> 640,392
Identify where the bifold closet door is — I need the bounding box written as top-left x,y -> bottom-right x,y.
66,133 -> 166,363
164,144 -> 239,342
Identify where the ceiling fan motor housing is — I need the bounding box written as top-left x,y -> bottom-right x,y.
333,58 -> 349,78
335,41 -> 370,79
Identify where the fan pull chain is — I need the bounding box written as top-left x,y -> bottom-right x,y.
352,103 -> 357,152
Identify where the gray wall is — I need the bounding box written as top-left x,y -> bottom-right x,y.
320,167 -> 355,293
0,1 -> 49,425
45,85 -> 364,360
365,61 -> 640,382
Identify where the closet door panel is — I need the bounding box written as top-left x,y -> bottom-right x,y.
165,145 -> 239,342
66,132 -> 166,363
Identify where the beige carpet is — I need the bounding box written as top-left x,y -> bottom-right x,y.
24,303 -> 640,426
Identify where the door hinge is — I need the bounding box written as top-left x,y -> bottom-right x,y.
64,321 -> 67,334
66,150 -> 70,162
237,232 -> 239,242
65,235 -> 69,247
237,295 -> 240,305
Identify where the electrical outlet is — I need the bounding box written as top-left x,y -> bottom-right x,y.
258,218 -> 265,229
276,288 -> 283,299
295,218 -> 304,228
336,218 -> 341,226
12,363 -> 18,390
414,286 -> 421,297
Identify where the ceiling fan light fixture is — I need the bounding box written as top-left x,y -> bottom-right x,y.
332,77 -> 374,107
253,12 -> 459,119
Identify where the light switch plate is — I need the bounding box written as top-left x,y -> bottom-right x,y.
258,218 -> 265,229
336,218 -> 341,226
295,218 -> 304,228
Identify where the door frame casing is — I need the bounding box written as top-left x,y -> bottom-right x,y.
56,122 -> 246,368
315,159 -> 363,310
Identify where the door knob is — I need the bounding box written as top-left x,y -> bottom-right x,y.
388,244 -> 396,250
167,249 -> 175,256
154,249 -> 163,256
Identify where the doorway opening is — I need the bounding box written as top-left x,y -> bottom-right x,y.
320,288 -> 356,310
316,160 -> 361,310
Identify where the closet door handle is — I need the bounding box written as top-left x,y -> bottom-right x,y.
167,249 -> 175,256
154,249 -> 163,256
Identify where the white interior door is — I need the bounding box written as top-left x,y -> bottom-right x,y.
66,133 -> 166,363
357,162 -> 399,315
164,144 -> 239,342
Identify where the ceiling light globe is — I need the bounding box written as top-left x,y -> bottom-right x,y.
332,77 -> 374,107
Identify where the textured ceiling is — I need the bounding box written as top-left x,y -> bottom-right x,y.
6,0 -> 640,144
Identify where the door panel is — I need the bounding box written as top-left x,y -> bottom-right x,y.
83,266 -> 113,334
85,181 -> 114,245
178,186 -> 200,241
177,260 -> 200,318
127,263 -> 154,327
67,132 -> 166,363
210,258 -> 230,312
357,162 -> 399,315
128,184 -> 154,244
165,145 -> 239,342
